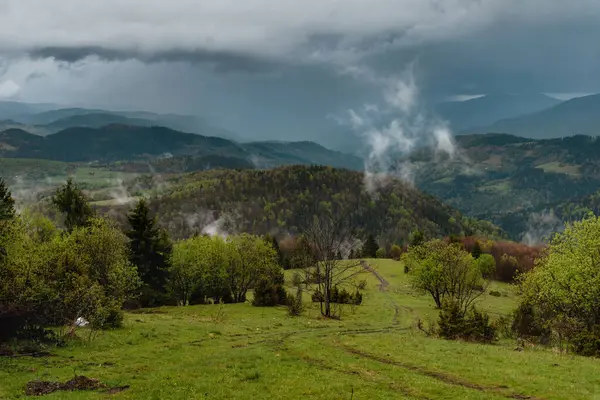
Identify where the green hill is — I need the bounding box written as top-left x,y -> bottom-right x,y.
105,165 -> 502,242
0,125 -> 362,170
411,133 -> 600,239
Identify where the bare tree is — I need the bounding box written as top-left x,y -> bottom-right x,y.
302,214 -> 364,318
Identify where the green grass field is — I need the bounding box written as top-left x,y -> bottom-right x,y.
2,259 -> 600,399
0,158 -> 141,206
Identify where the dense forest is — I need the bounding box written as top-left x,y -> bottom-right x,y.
96,165 -> 503,244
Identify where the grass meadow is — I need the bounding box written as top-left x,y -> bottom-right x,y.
2,259 -> 600,399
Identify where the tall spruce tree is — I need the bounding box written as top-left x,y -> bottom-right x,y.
0,177 -> 15,222
51,178 -> 94,232
126,199 -> 171,306
362,234 -> 379,258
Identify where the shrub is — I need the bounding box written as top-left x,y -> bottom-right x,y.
570,327 -> 600,357
511,302 -> 551,342
287,287 -> 304,317
375,248 -> 386,259
437,300 -> 497,343
390,244 -> 402,260
311,287 -> 362,305
252,270 -> 287,307
1,217 -> 139,341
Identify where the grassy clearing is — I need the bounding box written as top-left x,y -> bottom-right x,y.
535,162 -> 581,176
2,259 -> 600,399
478,181 -> 512,194
0,158 -> 140,206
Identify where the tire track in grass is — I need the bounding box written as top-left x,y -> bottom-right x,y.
362,260 -> 403,325
338,344 -> 546,400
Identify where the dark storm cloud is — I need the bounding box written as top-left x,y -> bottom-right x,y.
30,46 -> 279,74
2,0 -> 600,140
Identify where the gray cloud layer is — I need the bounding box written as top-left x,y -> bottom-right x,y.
1,0 -> 600,142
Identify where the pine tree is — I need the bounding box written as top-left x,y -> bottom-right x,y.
362,234 -> 379,258
472,241 -> 482,259
51,178 -> 94,232
126,199 -> 172,306
0,177 -> 15,222
266,234 -> 285,267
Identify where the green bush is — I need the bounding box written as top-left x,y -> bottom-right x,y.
437,300 -> 497,343
571,327 -> 600,357
286,287 -> 304,317
252,270 -> 287,307
311,287 -> 362,305
1,217 -> 139,341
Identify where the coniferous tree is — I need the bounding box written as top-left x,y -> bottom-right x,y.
472,241 -> 482,259
0,177 -> 15,222
51,178 -> 94,232
265,234 -> 285,267
362,234 -> 379,258
126,199 -> 172,306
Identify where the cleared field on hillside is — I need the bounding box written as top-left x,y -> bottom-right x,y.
1,259 -> 599,399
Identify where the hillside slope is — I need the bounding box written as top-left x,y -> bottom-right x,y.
109,165 -> 502,242
411,134 -> 600,239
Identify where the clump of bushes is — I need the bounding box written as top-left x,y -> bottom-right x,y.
437,301 -> 497,343
252,270 -> 287,307
460,237 -> 542,282
311,287 -> 363,305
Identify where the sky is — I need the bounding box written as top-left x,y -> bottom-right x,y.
0,0 -> 599,142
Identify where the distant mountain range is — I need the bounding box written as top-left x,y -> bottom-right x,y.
464,94 -> 600,139
0,102 -> 242,141
0,125 -> 362,171
435,93 -> 561,132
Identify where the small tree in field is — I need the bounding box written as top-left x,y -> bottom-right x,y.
302,215 -> 363,318
403,239 -> 487,313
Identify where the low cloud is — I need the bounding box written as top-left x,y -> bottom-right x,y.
335,65 -> 459,190
0,80 -> 20,98
522,210 -> 564,246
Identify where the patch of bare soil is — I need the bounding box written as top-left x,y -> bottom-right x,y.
25,375 -> 109,396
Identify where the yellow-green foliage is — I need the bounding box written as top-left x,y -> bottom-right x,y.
519,216 -> 600,345
169,234 -> 280,305
0,216 -> 139,334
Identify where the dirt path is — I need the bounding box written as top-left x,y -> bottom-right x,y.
361,260 -> 403,325
361,260 -> 389,292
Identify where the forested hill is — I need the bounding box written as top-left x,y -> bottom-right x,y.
103,165 -> 502,243
0,125 -> 362,170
